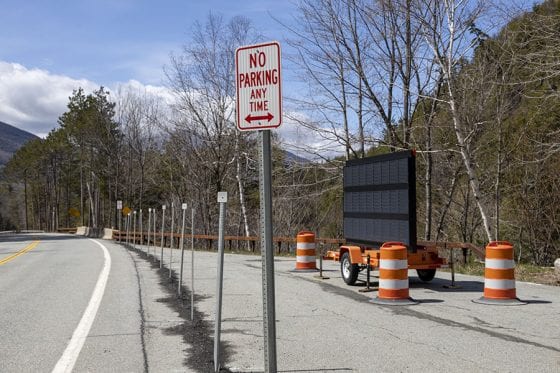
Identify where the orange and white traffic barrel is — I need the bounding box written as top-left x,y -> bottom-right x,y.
294,231 -> 317,271
473,241 -> 526,305
372,242 -> 417,305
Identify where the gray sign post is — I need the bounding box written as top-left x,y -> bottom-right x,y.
116,200 -> 122,243
235,41 -> 281,373
147,208 -> 152,256
133,210 -> 137,249
191,207 -> 195,321
152,208 -> 157,258
160,205 -> 166,268
126,213 -> 130,246
259,130 -> 277,372
139,209 -> 143,252
178,202 -> 187,297
214,192 -> 227,373
169,202 -> 175,279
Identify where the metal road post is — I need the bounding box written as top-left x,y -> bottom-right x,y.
169,202 -> 175,279
160,205 -> 166,268
126,213 -> 130,246
133,211 -> 137,249
191,207 -> 195,321
139,209 -> 143,252
179,203 -> 187,297
147,208 -> 152,255
117,207 -> 122,243
214,192 -> 227,373
259,130 -> 277,373
152,209 -> 157,258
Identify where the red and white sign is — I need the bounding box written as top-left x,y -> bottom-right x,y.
236,41 -> 282,131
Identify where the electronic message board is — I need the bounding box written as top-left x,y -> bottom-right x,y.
343,150 -> 417,250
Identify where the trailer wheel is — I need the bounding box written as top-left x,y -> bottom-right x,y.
341,252 -> 359,285
416,269 -> 436,282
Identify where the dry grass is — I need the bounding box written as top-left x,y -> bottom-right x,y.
445,260 -> 560,286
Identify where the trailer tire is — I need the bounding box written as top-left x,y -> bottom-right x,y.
341,252 -> 359,285
416,269 -> 436,282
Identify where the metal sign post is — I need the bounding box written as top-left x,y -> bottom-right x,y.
133,211 -> 137,249
117,200 -> 122,243
160,205 -> 166,268
126,213 -> 130,246
179,202 -> 187,297
191,207 -> 195,321
152,209 -> 157,258
169,202 -> 175,279
236,41 -> 281,373
259,131 -> 277,372
139,209 -> 143,252
214,192 -> 227,373
147,208 -> 152,256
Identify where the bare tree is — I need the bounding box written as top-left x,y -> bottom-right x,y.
166,13 -> 257,237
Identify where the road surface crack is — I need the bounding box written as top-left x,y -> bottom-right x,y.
126,249 -> 150,373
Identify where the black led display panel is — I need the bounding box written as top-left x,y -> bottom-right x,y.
343,150 -> 417,250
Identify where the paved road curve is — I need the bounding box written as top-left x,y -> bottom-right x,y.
0,233 -> 185,373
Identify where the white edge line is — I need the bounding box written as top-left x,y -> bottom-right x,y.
52,239 -> 112,373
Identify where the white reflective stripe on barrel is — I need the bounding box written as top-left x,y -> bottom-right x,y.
485,259 -> 515,269
484,279 -> 516,290
379,259 -> 408,270
379,279 -> 409,290
296,255 -> 316,263
296,242 -> 315,250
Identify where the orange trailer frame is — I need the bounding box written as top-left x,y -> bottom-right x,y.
326,244 -> 446,269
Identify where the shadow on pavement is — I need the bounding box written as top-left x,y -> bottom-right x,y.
125,243 -> 233,373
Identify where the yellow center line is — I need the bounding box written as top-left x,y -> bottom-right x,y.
0,241 -> 41,266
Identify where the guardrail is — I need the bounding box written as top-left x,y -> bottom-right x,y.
112,230 -> 342,254
57,227 -> 78,234
112,230 -> 484,259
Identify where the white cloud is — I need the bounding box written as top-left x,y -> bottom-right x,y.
0,60 -> 342,161
0,61 -> 173,138
277,110 -> 346,160
0,62 -> 98,137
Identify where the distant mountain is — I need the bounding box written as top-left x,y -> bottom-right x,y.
0,121 -> 39,165
284,150 -> 310,165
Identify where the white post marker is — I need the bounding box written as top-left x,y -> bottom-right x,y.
147,208 -> 152,256
178,202 -> 187,297
191,207 -> 195,321
236,41 -> 281,373
126,213 -> 131,246
214,192 -> 227,373
152,208 -> 157,258
169,202 -> 175,279
160,205 -> 166,268
132,210 -> 137,249
139,209 -> 143,252
116,200 -> 122,243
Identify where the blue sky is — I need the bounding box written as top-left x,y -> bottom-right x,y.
0,0 -> 295,86
0,0 -> 301,137
0,0 -> 536,153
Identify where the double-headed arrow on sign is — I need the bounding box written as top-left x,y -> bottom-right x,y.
245,112 -> 274,123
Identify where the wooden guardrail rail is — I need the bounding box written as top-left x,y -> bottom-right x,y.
57,227 -> 78,234
112,230 -> 484,260
112,230 -> 344,254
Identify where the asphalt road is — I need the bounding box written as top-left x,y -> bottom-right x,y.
142,242 -> 560,373
2,233 -> 559,372
0,233 -> 185,373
